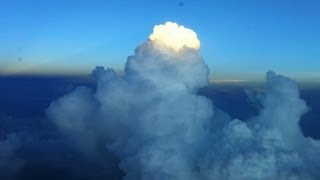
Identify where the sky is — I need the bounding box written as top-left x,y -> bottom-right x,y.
0,0 -> 320,82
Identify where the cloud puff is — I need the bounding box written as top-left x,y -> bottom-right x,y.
149,21 -> 200,52
47,22 -> 320,179
0,133 -> 25,179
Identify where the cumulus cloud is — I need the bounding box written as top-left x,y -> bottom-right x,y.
46,22 -> 320,180
0,133 -> 24,179
149,21 -> 200,52
0,113 -> 123,180
200,71 -> 317,179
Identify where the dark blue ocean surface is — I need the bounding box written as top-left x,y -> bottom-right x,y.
0,76 -> 96,118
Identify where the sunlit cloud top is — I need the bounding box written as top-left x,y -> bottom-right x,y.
149,21 -> 200,52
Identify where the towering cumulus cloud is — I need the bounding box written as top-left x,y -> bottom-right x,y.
47,22 -> 320,179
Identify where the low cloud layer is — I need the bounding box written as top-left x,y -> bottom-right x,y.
45,22 -> 320,179
0,133 -> 24,179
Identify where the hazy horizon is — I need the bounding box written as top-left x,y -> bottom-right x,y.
1,0 -> 320,83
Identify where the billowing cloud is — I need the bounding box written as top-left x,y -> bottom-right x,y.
149,21 -> 200,52
200,71 -> 319,180
46,22 -> 320,179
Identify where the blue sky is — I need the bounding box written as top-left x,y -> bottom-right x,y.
0,0 -> 320,81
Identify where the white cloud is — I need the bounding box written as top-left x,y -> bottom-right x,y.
47,22 -> 320,180
149,21 -> 200,52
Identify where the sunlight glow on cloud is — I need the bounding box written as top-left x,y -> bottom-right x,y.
149,21 -> 200,52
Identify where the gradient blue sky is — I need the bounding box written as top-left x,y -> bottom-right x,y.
0,0 -> 319,81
